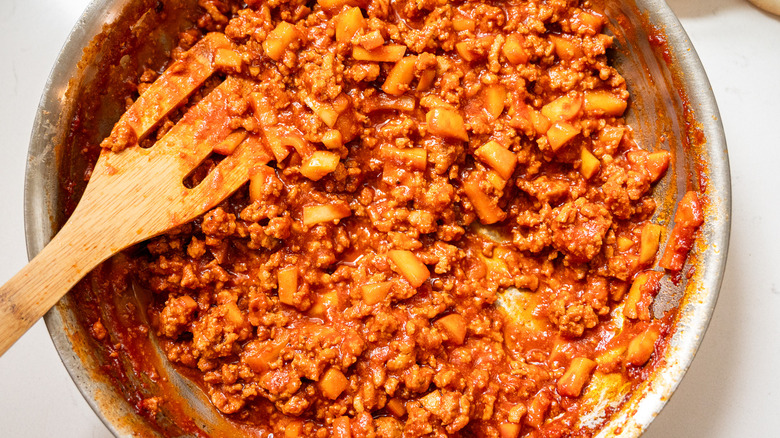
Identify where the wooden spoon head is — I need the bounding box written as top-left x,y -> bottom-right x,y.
77,38 -> 274,252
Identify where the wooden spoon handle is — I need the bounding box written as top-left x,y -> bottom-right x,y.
0,217 -> 113,356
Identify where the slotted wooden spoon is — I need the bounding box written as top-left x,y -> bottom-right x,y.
0,33 -> 271,356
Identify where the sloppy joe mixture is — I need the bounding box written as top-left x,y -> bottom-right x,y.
87,0 -> 704,436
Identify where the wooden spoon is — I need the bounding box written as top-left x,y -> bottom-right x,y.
0,33 -> 271,356
749,0 -> 780,15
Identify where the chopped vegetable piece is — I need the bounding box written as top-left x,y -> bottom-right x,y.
456,41 -> 478,61
284,423 -> 303,438
426,108 -> 469,141
361,282 -> 393,305
300,151 -> 340,181
357,30 -> 384,50
364,94 -> 416,112
420,390 -> 442,412
502,33 -> 528,64
277,266 -> 298,305
263,22 -> 300,61
595,346 -> 627,372
243,333 -> 290,374
546,121 -> 581,151
625,328 -> 661,366
672,191 -> 705,229
576,10 -> 604,33
319,367 -> 349,400
317,0 -> 364,11
659,191 -> 704,271
623,270 -> 663,320
462,176 -> 505,224
386,398 -> 406,417
284,131 -> 316,158
387,250 -> 430,287
335,7 -> 365,43
541,94 -> 582,121
214,48 -> 243,70
584,90 -> 628,116
381,146 -> 427,170
212,130 -> 248,155
436,314 -> 467,345
580,147 -> 601,179
486,170 -> 507,190
382,56 -> 418,96
309,291 -> 339,318
474,141 -> 516,179
332,416 -> 351,438
530,110 -> 552,134
498,423 -> 521,438
557,357 -> 597,397
645,150 -> 671,182
303,203 -> 352,226
223,302 -> 245,326
452,16 -> 476,32
484,85 -> 507,119
549,34 -> 582,61
266,142 -> 291,162
598,125 -> 625,149
547,341 -> 570,365
302,95 -> 340,128
617,236 -> 635,251
333,109 -> 358,143
417,68 -> 436,91
352,45 -> 406,62
526,390 -> 552,429
639,222 -> 664,264
321,129 -> 343,149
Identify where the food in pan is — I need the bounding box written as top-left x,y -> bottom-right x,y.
81,0 -> 704,436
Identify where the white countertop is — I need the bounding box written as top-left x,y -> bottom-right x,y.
1,0 -> 778,436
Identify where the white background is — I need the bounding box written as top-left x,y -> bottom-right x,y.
1,0 -> 778,436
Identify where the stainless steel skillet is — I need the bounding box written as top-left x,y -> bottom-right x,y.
24,0 -> 730,436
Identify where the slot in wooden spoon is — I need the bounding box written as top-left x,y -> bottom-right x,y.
0,34 -> 272,356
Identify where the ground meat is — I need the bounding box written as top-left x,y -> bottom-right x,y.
550,198 -> 613,263
90,319 -> 108,341
91,0 -> 684,436
158,295 -> 198,337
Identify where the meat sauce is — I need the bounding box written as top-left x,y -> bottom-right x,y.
79,0 -> 704,436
